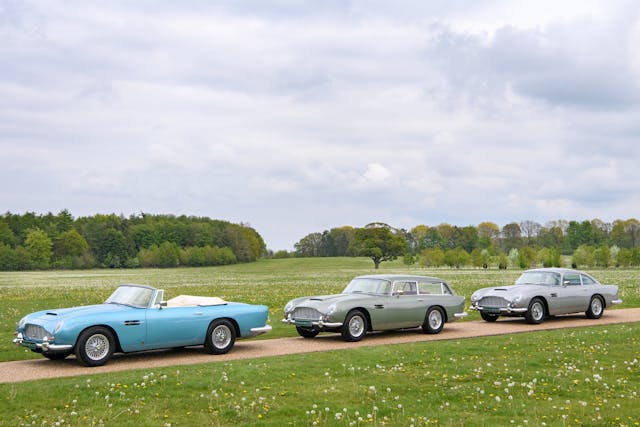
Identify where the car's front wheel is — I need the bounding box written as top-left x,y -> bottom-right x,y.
422,306 -> 445,334
296,326 -> 319,338
586,295 -> 604,319
341,310 -> 367,342
204,319 -> 236,354
480,312 -> 499,322
74,327 -> 115,367
525,298 -> 546,324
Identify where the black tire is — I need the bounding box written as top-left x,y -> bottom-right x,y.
74,327 -> 115,367
43,352 -> 71,361
480,312 -> 499,322
296,327 -> 319,338
204,319 -> 236,354
341,310 -> 367,342
524,298 -> 546,324
422,306 -> 445,334
586,295 -> 604,319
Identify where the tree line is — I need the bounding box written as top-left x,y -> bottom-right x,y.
288,219 -> 640,269
0,211 -> 266,270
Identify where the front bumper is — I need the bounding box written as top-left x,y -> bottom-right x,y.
469,305 -> 528,314
282,317 -> 343,329
13,333 -> 73,353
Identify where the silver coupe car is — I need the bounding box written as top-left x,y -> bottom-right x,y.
283,274 -> 467,341
470,268 -> 622,324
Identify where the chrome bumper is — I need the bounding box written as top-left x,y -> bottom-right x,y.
469,305 -> 528,314
245,325 -> 272,338
13,333 -> 73,352
612,299 -> 623,305
282,317 -> 343,328
454,311 -> 468,319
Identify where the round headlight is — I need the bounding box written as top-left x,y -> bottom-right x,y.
284,301 -> 294,314
53,320 -> 65,334
326,303 -> 337,316
470,293 -> 480,302
17,316 -> 27,329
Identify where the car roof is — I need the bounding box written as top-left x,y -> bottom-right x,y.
524,268 -> 589,275
355,274 -> 446,283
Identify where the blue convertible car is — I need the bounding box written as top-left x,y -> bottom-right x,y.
13,284 -> 272,366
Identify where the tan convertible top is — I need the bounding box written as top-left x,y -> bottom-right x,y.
165,295 -> 227,307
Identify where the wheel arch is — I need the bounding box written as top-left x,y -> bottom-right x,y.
74,324 -> 122,353
347,307 -> 372,331
590,293 -> 606,308
429,305 -> 449,323
208,317 -> 241,338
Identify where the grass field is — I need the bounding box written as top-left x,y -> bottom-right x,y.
1,258 -> 638,426
1,258 -> 638,362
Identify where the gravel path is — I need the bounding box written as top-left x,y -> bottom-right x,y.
3,307 -> 639,384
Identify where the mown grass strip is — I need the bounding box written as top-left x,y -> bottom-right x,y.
1,323 -> 638,426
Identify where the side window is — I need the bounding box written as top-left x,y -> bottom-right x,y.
418,282 -> 446,295
393,281 -> 417,295
581,274 -> 596,285
564,273 -> 581,286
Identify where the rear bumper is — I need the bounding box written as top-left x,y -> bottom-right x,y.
245,325 -> 272,338
611,299 -> 623,305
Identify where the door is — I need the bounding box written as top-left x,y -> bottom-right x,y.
144,306 -> 211,349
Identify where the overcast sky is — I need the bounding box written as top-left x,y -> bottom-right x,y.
2,1 -> 640,250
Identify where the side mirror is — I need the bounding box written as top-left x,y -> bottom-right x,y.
563,280 -> 570,287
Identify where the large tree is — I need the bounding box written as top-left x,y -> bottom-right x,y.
350,223 -> 406,269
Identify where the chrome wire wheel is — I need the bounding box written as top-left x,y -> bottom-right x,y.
75,326 -> 115,367
212,324 -> 232,350
525,298 -> 545,324
204,319 -> 236,354
348,315 -> 365,337
428,309 -> 443,329
423,307 -> 445,334
341,310 -> 367,342
85,334 -> 110,361
586,295 -> 604,319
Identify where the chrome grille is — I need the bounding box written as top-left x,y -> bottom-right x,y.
24,324 -> 49,340
479,296 -> 509,308
292,307 -> 322,320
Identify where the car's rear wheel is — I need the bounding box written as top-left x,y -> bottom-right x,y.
586,295 -> 604,319
480,312 -> 499,322
422,306 -> 445,334
204,319 -> 236,354
296,326 -> 319,338
525,298 -> 546,324
74,327 -> 115,367
341,310 -> 367,342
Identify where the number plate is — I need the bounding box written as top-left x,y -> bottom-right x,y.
295,320 -> 313,327
484,307 -> 501,314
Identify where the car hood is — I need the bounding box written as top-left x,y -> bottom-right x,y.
296,293 -> 375,310
477,284 -> 545,298
28,303 -> 133,323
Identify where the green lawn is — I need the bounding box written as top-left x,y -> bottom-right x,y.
1,259 -> 639,426
1,324 -> 638,426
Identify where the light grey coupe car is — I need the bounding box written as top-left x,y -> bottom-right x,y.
282,274 -> 467,341
470,268 -> 622,324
